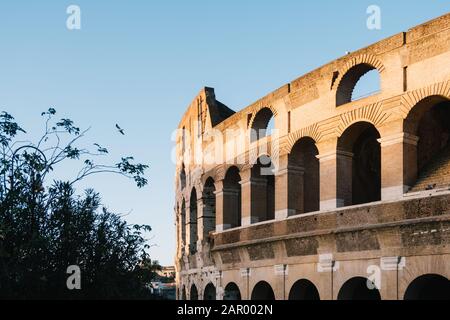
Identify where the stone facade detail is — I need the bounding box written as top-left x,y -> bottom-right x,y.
174,14 -> 450,300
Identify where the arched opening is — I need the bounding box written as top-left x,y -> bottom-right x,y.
251,155 -> 275,223
351,69 -> 381,101
190,284 -> 198,300
223,166 -> 242,230
405,96 -> 450,191
288,279 -> 320,300
224,282 -> 242,300
181,199 -> 186,249
336,63 -> 381,106
288,137 -> 320,215
188,188 -> 198,254
181,286 -> 186,300
337,122 -> 381,206
251,281 -> 275,300
337,277 -> 381,300
404,274 -> 450,300
267,116 -> 275,134
202,178 -> 216,238
204,283 -> 216,300
251,108 -> 275,142
180,164 -> 186,189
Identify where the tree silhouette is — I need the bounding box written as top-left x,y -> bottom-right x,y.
0,109 -> 158,299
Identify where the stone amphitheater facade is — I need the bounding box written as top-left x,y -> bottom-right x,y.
174,13 -> 450,300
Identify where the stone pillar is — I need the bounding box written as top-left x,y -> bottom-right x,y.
198,284 -> 203,300
216,285 -> 223,300
176,213 -> 183,257
378,133 -> 419,200
318,150 -> 353,210
240,168 -> 256,226
184,205 -> 191,255
214,180 -> 228,232
274,155 -> 305,219
197,199 -> 205,243
274,155 -> 291,220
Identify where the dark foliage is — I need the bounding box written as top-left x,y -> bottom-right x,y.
0,109 -> 159,299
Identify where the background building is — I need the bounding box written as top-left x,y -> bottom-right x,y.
151,266 -> 176,300
157,266 -> 176,279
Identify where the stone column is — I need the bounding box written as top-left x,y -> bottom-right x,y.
179,205 -> 186,256
214,180 -> 228,232
176,212 -> 183,258
216,285 -> 223,300
240,168 -> 256,226
378,133 -> 419,200
274,154 -> 291,220
196,199 -> 205,243
184,204 -> 191,255
274,154 -> 305,219
318,150 -> 353,210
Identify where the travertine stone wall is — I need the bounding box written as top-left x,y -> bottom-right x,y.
175,13 -> 450,300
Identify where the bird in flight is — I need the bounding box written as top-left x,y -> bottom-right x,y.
115,124 -> 125,135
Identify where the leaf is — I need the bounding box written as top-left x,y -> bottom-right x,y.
56,119 -> 80,135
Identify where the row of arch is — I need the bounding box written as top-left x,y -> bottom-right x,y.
178,178 -> 216,253
219,118 -> 381,229
249,61 -> 382,143
178,94 -> 450,240
182,273 -> 450,300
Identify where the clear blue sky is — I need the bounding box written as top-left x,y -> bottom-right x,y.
0,1 -> 448,265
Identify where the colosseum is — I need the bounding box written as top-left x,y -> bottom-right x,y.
174,13 -> 450,300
